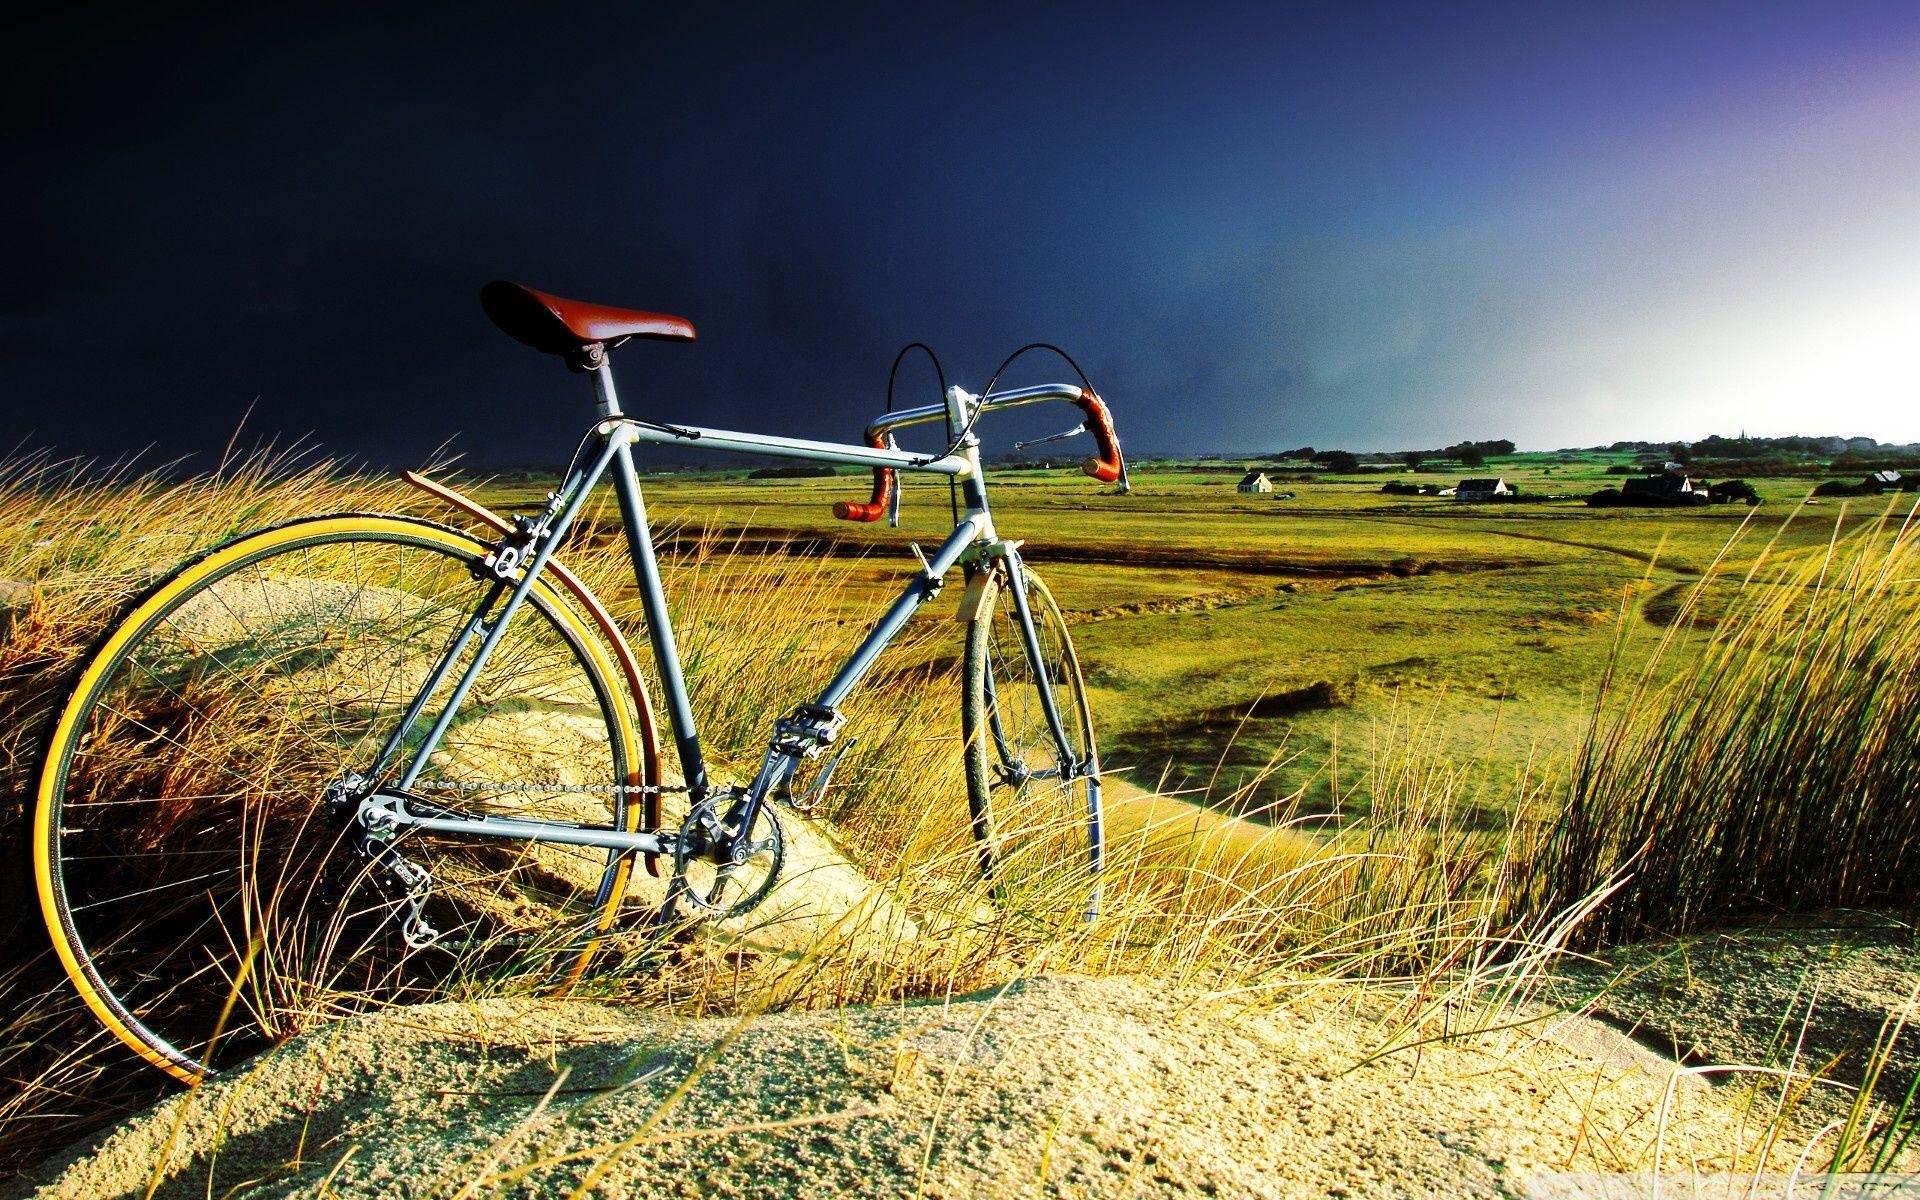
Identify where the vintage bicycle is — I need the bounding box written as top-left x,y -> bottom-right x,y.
31,281 -> 1127,1083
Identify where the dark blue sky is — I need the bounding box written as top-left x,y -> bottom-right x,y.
6,2 -> 1917,467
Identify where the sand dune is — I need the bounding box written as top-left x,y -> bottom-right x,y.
20,968 -> 1887,1200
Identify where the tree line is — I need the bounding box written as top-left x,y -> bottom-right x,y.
1274,440 -> 1516,472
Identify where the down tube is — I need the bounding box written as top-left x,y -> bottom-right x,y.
814,516 -> 987,709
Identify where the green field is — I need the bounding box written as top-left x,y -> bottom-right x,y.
470,454 -> 1903,821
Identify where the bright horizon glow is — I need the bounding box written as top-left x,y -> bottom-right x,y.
1195,30 -> 1920,456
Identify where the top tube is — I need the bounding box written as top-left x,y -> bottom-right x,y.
614,420 -> 972,476
602,382 -> 1090,477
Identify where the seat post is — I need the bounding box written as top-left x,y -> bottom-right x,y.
591,361 -> 623,419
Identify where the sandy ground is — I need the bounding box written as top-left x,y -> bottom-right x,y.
21,961 -> 1913,1200
1561,916 -> 1920,1117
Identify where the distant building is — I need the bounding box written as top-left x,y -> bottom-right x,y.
1866,469 -> 1903,491
1622,473 -> 1695,500
1600,471 -> 1711,507
1455,477 -> 1512,502
1237,471 -> 1273,494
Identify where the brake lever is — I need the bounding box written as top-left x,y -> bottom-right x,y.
1011,423 -> 1089,451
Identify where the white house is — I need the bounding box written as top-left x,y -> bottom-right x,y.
1237,470 -> 1273,494
1455,477 -> 1512,502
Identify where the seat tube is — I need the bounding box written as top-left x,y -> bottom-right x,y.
595,366 -> 710,796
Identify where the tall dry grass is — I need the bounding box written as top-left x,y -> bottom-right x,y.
1524,496 -> 1920,945
0,446 -> 426,1170
10,455 -> 1917,1182
0,450 -> 1562,1172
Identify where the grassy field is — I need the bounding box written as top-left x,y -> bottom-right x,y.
2,448 -> 1913,1179
469,452 -> 1886,820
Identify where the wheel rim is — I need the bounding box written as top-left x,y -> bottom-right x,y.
38,518 -> 638,1079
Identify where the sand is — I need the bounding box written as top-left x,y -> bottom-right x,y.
21,964 -> 1901,1200
1564,916 -> 1920,1115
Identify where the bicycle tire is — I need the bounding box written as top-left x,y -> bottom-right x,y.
32,514 -> 651,1082
961,561 -> 1102,914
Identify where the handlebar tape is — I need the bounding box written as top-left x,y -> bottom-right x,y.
832,430 -> 896,522
1075,390 -> 1125,483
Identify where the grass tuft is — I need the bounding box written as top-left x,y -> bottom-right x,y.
1523,497 -> 1920,945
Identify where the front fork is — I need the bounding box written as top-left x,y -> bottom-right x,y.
974,549 -> 1085,786
972,549 -> 1103,918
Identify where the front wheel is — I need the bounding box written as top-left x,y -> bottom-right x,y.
961,561 -> 1102,916
32,514 -> 651,1083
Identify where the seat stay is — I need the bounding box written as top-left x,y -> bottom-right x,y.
390,432 -> 628,793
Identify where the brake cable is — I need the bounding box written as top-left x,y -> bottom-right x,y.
885,342 -> 954,525
941,342 -> 1100,462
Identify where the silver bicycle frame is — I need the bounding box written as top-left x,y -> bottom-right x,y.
361,368 -> 1092,860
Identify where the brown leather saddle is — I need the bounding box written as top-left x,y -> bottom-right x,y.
481,280 -> 694,370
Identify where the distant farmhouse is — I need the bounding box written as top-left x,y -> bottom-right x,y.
1812,468 -> 1916,498
1454,477 -> 1512,502
1621,472 -> 1697,502
1237,470 -> 1273,494
1590,470 -> 1713,508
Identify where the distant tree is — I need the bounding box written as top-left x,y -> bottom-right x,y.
1312,450 -> 1359,472
1459,448 -> 1486,469
747,465 -> 837,479
1668,442 -> 1693,465
1401,452 -> 1425,471
1279,445 -> 1315,460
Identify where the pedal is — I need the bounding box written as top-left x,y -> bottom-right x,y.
787,737 -> 856,813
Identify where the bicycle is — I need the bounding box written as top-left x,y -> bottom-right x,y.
31,280 -> 1128,1084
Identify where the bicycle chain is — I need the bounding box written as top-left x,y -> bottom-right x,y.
410,780 -> 691,796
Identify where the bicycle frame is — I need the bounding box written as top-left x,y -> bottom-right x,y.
352,362 -> 1092,874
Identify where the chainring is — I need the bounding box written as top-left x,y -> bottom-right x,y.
671,796 -> 785,918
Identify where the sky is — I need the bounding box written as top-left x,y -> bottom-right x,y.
4,1 -> 1918,467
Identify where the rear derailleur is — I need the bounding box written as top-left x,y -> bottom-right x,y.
324,776 -> 443,951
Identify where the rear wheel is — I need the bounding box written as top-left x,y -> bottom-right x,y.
32,514 -> 649,1082
961,561 -> 1101,916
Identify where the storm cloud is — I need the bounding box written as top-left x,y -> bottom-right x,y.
5,2 -> 1917,466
